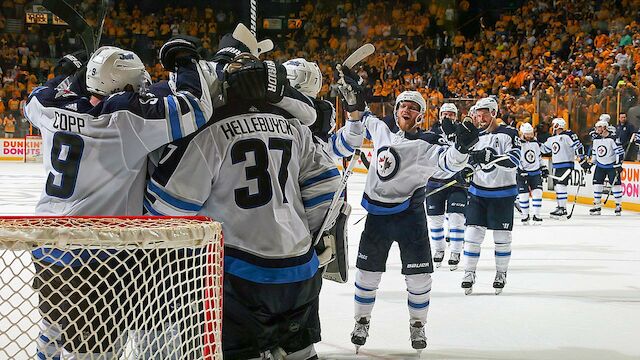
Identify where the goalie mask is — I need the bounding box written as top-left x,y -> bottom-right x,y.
86,46 -> 145,97
283,58 -> 322,98
394,91 -> 426,131
439,102 -> 458,121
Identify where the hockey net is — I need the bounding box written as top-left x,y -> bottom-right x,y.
0,216 -> 223,359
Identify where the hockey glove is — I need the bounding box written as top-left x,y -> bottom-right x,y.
470,147 -> 499,165
455,166 -> 474,186
159,36 -> 201,71
579,158 -> 592,173
263,60 -> 287,103
212,33 -> 252,64
454,117 -> 479,153
441,117 -> 457,142
541,166 -> 549,179
54,50 -> 87,77
615,165 -> 623,178
224,53 -> 265,102
336,66 -> 366,112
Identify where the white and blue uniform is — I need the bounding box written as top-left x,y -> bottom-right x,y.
330,111 -> 468,326
542,130 -> 584,208
517,139 -> 545,218
591,133 -> 624,205
144,100 -> 340,358
464,124 -> 520,274
426,123 -> 467,259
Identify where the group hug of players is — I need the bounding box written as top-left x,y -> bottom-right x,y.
23,21 -> 640,358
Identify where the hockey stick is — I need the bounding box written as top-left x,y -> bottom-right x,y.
43,0 -> 106,55
546,168 -> 572,182
566,181 -> 583,219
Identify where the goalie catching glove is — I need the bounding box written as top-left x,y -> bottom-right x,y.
224,54 -> 287,103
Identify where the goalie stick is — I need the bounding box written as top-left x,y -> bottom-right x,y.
43,0 -> 108,54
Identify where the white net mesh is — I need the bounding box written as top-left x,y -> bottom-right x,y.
0,216 -> 223,359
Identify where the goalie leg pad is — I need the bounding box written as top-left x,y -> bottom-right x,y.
320,202 -> 351,283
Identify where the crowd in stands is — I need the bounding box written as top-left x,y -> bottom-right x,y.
2,0 -> 640,149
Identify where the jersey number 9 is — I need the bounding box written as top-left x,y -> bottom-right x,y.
45,132 -> 84,199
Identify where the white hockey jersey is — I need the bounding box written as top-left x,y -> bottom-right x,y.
519,139 -> 544,175
541,130 -> 584,169
329,112 -> 468,215
591,134 -> 624,168
24,61 -> 213,265
145,102 -> 341,284
469,125 -> 521,198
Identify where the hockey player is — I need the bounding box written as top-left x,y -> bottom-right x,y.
517,122 -> 548,224
144,53 -> 342,360
585,120 -> 625,215
541,118 -> 585,219
330,67 -> 478,352
24,40 -> 213,359
283,58 -> 335,141
426,103 -> 468,270
461,97 -> 521,295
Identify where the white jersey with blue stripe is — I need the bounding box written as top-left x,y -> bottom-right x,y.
591,134 -> 624,168
427,123 -> 457,182
329,112 -> 468,215
144,102 -> 341,284
470,125 -> 521,198
542,130 -> 584,168
519,139 -> 544,175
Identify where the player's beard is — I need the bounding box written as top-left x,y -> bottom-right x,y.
473,115 -> 492,131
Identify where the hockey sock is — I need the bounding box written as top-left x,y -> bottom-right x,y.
447,213 -> 465,254
493,230 -> 512,273
531,189 -> 543,216
555,184 -> 568,207
354,269 -> 382,321
427,214 -> 446,252
594,184 -> 604,204
405,273 -> 432,325
518,192 -> 530,217
463,225 -> 486,272
36,319 -> 63,359
612,184 -> 623,204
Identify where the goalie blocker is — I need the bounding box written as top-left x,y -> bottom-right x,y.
315,201 -> 352,283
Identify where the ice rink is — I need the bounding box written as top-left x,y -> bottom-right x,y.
1,162 -> 639,360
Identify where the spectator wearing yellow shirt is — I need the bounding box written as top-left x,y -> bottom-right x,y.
3,113 -> 15,138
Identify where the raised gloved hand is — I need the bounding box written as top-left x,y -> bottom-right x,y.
54,50 -> 87,77
336,65 -> 366,112
470,146 -> 499,165
212,33 -> 252,64
441,117 -> 457,142
224,54 -> 287,103
159,35 -> 201,71
454,116 -> 479,153
580,158 -> 593,173
541,166 -> 549,179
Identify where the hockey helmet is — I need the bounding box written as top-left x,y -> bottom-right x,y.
474,97 -> 499,118
283,58 -> 322,98
439,102 -> 458,120
520,122 -> 534,134
86,46 -> 146,97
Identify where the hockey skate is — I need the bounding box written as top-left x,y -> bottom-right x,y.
589,206 -> 601,216
615,205 -> 622,216
549,207 -> 567,219
448,252 -> 460,271
461,271 -> 475,295
493,271 -> 507,295
433,251 -> 445,268
532,215 -> 543,225
520,215 -> 530,225
350,317 -> 370,353
409,321 -> 427,353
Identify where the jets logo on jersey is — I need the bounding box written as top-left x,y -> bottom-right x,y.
552,142 -> 561,154
376,146 -> 400,181
597,145 -> 608,157
525,149 -> 536,163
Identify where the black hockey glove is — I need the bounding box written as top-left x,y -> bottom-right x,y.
54,50 -> 87,77
336,66 -> 366,112
454,117 -> 479,153
263,60 -> 287,103
454,166 -> 474,186
470,147 -> 499,165
615,165 -> 623,178
159,35 -> 201,71
541,166 -> 549,179
212,33 -> 252,64
580,158 -> 592,173
441,117 -> 457,142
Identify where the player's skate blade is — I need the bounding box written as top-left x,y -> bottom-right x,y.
461,271 -> 475,295
351,317 -> 369,353
433,251 -> 444,268
493,271 -> 507,295
532,215 -> 543,225
410,321 -> 427,352
448,253 -> 460,271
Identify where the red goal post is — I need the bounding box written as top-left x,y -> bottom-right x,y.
0,216 -> 223,359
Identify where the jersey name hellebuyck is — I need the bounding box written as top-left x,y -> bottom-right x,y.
221,115 -> 294,140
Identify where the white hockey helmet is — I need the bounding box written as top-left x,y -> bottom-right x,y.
468,104 -> 478,118
86,46 -> 146,97
520,122 -> 534,134
474,97 -> 499,118
439,102 -> 458,120
395,91 -> 426,115
283,58 -> 322,98
595,120 -> 608,128
551,117 -> 566,129
598,113 -> 611,123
